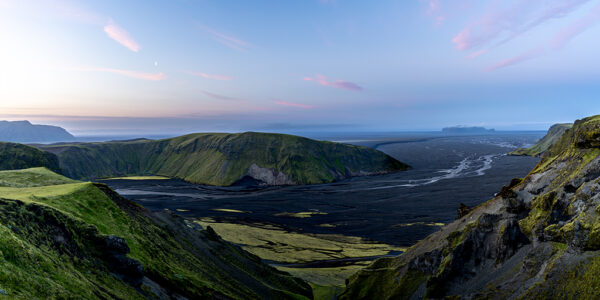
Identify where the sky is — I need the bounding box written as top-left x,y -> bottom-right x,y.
2,0 -> 600,135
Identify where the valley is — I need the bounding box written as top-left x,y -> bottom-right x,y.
98,133 -> 541,296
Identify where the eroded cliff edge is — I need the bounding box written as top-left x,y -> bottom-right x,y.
342,115 -> 600,299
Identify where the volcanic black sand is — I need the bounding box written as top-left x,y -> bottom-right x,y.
100,133 -> 541,247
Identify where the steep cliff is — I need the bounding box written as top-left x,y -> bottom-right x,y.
342,115 -> 600,299
509,123 -> 572,156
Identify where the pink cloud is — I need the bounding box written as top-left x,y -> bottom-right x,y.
104,19 -> 140,52
186,71 -> 233,81
274,100 -> 316,109
452,0 -> 590,52
304,74 -> 362,92
71,66 -> 166,81
197,24 -> 251,52
201,90 -> 241,102
488,3 -> 600,71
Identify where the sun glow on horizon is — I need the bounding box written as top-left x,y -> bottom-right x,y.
1,0 -> 600,134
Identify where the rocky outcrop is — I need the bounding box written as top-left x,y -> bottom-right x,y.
243,163 -> 296,185
456,203 -> 471,219
341,115 -> 600,299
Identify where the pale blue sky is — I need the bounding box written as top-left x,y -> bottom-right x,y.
1,0 -> 600,135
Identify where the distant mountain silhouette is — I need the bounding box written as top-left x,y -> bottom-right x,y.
0,120 -> 75,143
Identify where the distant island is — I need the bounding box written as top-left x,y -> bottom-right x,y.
442,126 -> 495,134
0,120 -> 75,143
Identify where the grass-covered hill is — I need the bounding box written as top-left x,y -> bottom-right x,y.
40,132 -> 408,186
0,142 -> 60,172
509,123 -> 572,156
340,115 -> 600,299
0,167 -> 312,299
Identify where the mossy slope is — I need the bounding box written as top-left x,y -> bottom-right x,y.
0,168 -> 312,299
341,115 -> 600,299
40,132 -> 408,186
0,142 -> 60,172
509,123 -> 572,156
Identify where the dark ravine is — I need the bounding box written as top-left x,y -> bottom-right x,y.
39,131 -> 409,186
341,115 -> 600,299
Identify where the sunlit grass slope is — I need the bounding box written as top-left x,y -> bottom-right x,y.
40,132 -> 408,186
0,167 -> 76,187
0,168 -> 312,299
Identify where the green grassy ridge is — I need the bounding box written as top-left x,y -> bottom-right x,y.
0,168 -> 312,299
0,167 -> 77,187
0,142 -> 60,172
509,123 -> 572,156
40,132 -> 409,186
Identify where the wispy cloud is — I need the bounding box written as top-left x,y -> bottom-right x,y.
425,0 -> 446,25
274,100 -> 316,109
452,0 -> 590,52
488,3 -> 600,71
304,74 -> 362,91
487,46 -> 545,71
71,66 -> 166,81
186,71 -> 233,81
104,19 -> 140,52
197,24 -> 252,52
468,49 -> 488,59
551,3 -> 600,49
201,90 -> 242,102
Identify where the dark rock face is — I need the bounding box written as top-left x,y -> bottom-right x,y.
99,235 -> 144,286
0,120 -> 74,143
456,203 -> 471,219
